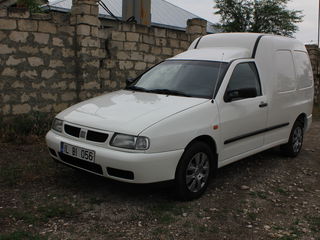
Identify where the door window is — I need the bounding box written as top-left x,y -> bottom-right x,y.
225,62 -> 262,101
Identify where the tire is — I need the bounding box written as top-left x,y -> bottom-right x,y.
175,141 -> 214,201
281,119 -> 304,157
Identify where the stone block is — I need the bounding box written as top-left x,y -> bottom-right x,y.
12,81 -> 24,88
169,39 -> 179,48
0,19 -> 16,30
151,46 -> 161,55
53,103 -> 69,112
126,32 -> 140,42
38,21 -> 57,34
28,57 -> 44,67
77,24 -> 90,35
9,31 -> 28,43
91,26 -> 99,37
62,48 -> 74,57
33,32 -> 49,44
167,31 -> 177,39
162,47 -> 172,55
99,69 -> 110,79
155,38 -> 167,46
51,81 -> 67,89
40,47 -> 54,55
83,81 -> 100,90
135,62 -> 146,70
20,93 -> 35,103
173,49 -> 183,55
72,4 -> 91,15
0,44 -> 15,54
41,69 -> 56,79
41,92 -> 57,101
139,43 -> 149,53
123,42 -> 137,51
53,37 -> 64,46
131,52 -> 143,61
0,31 -> 6,41
180,41 -> 189,49
32,81 -> 45,89
112,31 -> 126,41
12,104 -> 31,114
110,40 -> 124,50
19,46 -> 39,54
2,67 -> 17,77
187,25 -> 203,34
142,35 -> 155,44
117,51 -> 130,60
33,104 -> 53,113
20,70 -> 37,79
49,60 -> 64,68
79,36 -> 100,47
119,61 -> 133,70
6,56 -> 25,66
90,5 -> 99,15
61,92 -> 77,101
2,105 -> 11,115
18,19 -> 38,31
59,25 -> 75,35
76,15 -> 99,26
154,28 -> 166,37
144,54 -> 155,63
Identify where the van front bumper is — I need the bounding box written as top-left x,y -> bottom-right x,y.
45,130 -> 184,183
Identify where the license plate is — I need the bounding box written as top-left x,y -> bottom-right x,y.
61,142 -> 95,162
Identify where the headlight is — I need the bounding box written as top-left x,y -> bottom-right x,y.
110,133 -> 150,150
52,118 -> 63,132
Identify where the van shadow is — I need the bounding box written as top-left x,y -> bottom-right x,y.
51,147 -> 286,202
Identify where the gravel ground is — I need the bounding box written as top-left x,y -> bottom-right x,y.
0,121 -> 319,240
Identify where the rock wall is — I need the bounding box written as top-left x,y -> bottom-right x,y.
0,1 -> 207,116
306,45 -> 320,105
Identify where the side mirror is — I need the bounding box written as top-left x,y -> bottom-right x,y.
225,88 -> 257,102
126,78 -> 135,87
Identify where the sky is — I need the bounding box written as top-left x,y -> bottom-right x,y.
166,0 -> 319,45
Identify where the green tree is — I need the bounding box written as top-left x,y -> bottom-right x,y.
214,0 -> 303,37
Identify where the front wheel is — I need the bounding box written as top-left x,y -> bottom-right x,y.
281,120 -> 304,157
175,142 -> 213,200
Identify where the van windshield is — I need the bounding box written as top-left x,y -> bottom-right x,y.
126,60 -> 228,99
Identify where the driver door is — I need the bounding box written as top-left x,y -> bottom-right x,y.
217,60 -> 268,161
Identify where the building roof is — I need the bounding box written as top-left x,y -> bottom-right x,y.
47,0 -> 216,32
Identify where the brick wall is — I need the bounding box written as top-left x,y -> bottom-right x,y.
0,0 -> 207,116
306,45 -> 320,105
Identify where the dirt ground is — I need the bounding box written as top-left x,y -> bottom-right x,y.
0,121 -> 319,240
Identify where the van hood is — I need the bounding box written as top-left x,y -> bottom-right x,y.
58,90 -> 209,135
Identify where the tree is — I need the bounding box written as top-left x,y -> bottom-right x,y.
214,0 -> 303,37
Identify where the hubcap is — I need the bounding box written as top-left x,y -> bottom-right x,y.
292,127 -> 303,153
185,152 -> 210,193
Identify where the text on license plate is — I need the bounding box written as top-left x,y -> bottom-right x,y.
61,142 -> 95,162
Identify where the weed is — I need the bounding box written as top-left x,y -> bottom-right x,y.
247,212 -> 257,221
37,203 -> 77,220
275,188 -> 289,196
250,191 -> 267,199
0,231 -> 46,240
306,216 -> 320,232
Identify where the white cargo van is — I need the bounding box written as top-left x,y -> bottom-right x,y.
46,33 -> 314,200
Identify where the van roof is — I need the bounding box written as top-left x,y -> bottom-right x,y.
170,33 -> 304,62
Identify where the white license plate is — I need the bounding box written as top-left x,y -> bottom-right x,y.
61,142 -> 95,162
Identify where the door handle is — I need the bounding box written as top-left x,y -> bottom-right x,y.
259,102 -> 268,108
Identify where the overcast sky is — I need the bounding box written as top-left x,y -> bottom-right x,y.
166,0 -> 318,45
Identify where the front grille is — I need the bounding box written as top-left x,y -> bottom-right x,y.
64,124 -> 108,143
64,124 -> 80,138
86,130 -> 108,142
58,153 -> 103,175
107,167 -> 134,180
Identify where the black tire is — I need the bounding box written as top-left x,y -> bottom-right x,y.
281,119 -> 304,157
175,141 -> 214,201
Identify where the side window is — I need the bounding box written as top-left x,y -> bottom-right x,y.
275,50 -> 296,92
225,62 -> 262,101
293,51 -> 313,89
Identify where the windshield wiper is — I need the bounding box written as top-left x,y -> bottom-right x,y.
125,85 -> 150,92
148,89 -> 191,97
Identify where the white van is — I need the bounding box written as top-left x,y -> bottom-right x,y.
46,33 -> 314,200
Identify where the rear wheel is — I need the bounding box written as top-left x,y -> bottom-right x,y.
175,142 -> 213,200
281,120 -> 304,157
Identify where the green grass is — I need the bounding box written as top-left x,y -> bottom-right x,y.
148,201 -> 186,224
249,191 -> 267,199
306,216 -> 320,232
0,231 -> 47,240
275,188 -> 289,196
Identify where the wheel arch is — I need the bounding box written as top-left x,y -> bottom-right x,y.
295,113 -> 307,131
183,135 -> 218,175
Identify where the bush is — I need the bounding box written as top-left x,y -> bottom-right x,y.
0,112 -> 53,143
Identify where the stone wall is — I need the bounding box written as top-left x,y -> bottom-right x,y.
306,45 -> 320,105
0,1 -> 207,116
